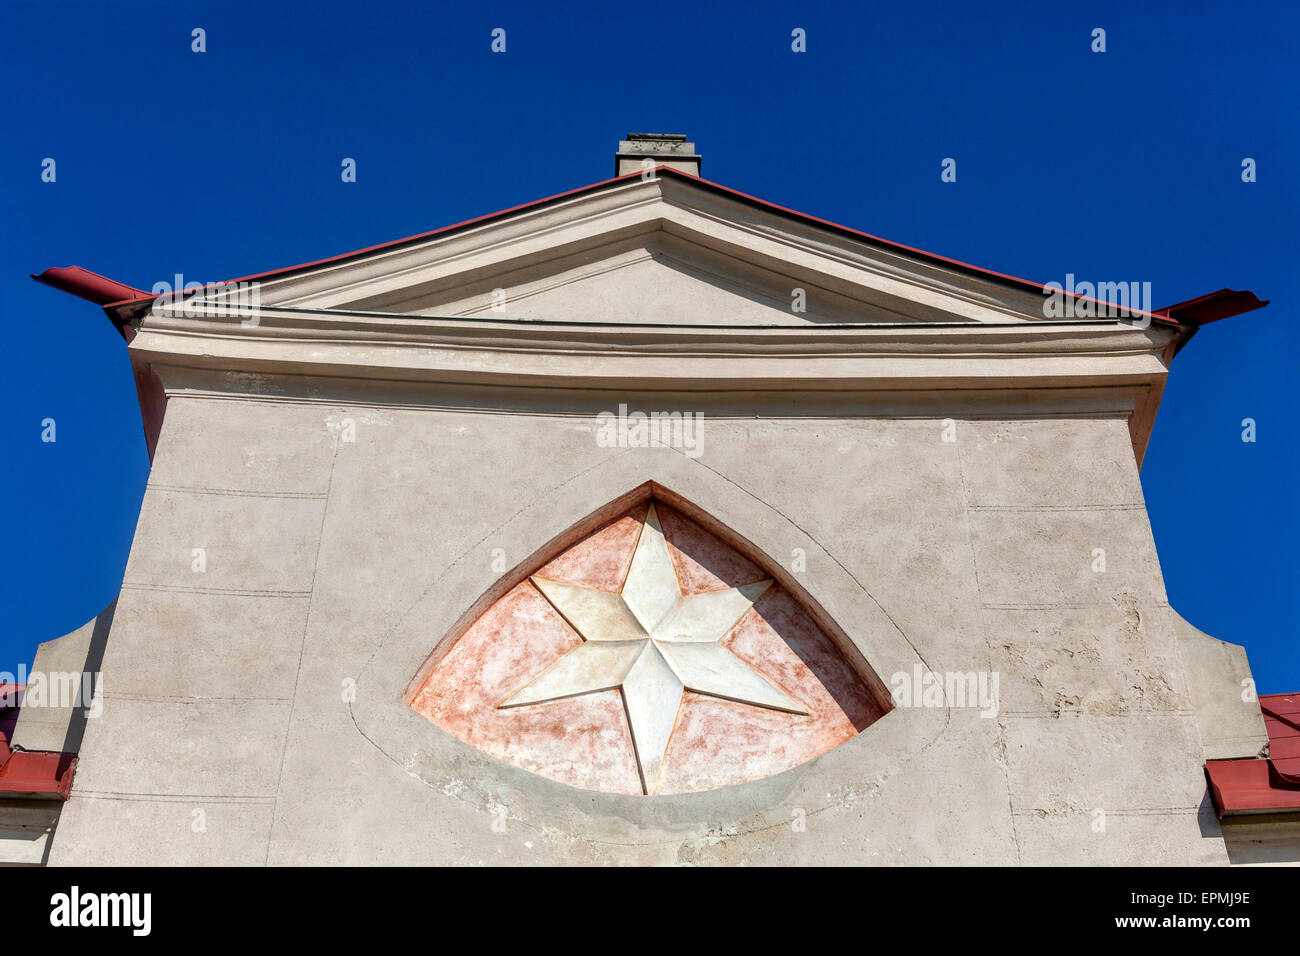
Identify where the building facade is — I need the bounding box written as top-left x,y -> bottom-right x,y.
22,134 -> 1295,865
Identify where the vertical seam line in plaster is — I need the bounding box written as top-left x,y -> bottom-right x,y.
955,428 -> 1023,865
263,425 -> 341,866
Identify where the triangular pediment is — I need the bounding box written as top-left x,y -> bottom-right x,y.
204,173 -> 1051,326
388,233 -> 945,327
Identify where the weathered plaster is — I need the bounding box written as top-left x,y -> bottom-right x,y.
49,393 -> 1229,865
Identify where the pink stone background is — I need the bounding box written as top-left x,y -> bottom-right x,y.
535,504 -> 646,592
410,500 -> 886,795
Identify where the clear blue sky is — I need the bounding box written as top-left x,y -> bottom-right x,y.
1,1 -> 1295,690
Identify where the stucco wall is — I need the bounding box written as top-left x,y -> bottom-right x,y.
49,387 -> 1228,865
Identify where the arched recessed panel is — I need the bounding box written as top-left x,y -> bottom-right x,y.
409,485 -> 889,795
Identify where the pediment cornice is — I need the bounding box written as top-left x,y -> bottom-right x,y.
133,299 -> 1171,390
191,175 -> 1058,326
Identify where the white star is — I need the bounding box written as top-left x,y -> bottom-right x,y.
499,503 -> 805,794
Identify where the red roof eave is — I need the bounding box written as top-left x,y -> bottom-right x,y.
1207,758 -> 1300,817
1206,693 -> 1300,818
0,691 -> 78,800
29,265 -> 150,307
0,751 -> 77,800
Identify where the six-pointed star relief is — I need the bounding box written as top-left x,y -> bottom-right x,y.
499,503 -> 806,793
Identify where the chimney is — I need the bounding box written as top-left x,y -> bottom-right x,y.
615,133 -> 701,178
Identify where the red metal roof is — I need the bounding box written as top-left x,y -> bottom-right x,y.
1261,693 -> 1300,781
0,685 -> 77,801
1206,693 -> 1300,817
33,166 -> 1266,349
